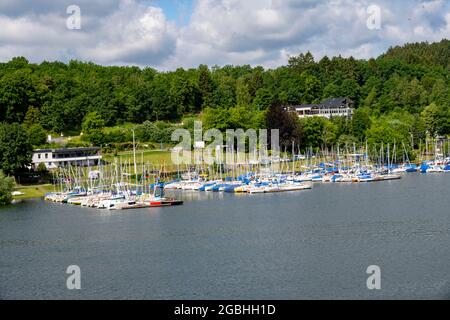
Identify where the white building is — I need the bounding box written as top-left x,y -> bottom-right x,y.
291,98 -> 354,119
32,147 -> 102,170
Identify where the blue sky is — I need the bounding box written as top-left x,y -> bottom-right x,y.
151,0 -> 193,26
0,0 -> 448,70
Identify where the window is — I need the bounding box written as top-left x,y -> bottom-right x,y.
45,153 -> 48,159
38,154 -> 41,159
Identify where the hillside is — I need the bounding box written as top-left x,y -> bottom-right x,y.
0,40 -> 449,169
381,39 -> 450,70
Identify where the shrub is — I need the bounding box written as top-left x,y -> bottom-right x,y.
27,124 -> 48,147
0,170 -> 15,206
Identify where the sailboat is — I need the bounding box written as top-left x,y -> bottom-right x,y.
142,183 -> 184,207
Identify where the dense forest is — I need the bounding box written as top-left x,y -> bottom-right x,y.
0,40 -> 449,175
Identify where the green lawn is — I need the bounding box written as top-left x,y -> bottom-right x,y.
103,150 -> 332,170
13,184 -> 55,200
103,150 -> 174,165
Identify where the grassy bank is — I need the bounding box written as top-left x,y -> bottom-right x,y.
103,150 -> 174,165
13,184 -> 55,200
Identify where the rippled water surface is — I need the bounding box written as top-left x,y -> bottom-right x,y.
1,174 -> 449,299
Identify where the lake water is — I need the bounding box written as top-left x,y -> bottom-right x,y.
1,174 -> 449,300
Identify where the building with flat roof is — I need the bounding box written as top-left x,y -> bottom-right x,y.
289,97 -> 354,119
32,147 -> 102,170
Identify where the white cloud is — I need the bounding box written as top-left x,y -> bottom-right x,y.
0,0 -> 449,69
168,0 -> 450,69
162,0 -> 377,68
79,2 -> 177,65
0,0 -> 177,66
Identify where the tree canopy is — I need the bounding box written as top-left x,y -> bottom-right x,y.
0,123 -> 32,176
0,40 -> 449,153
0,170 -> 14,206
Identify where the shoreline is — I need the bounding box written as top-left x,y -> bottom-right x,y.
12,184 -> 54,200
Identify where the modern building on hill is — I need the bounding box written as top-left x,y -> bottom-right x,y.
31,147 -> 102,170
289,97 -> 354,119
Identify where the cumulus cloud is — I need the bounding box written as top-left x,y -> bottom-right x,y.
162,0 -> 450,69
0,0 -> 449,69
78,2 -> 177,65
0,0 -> 177,66
0,0 -> 121,17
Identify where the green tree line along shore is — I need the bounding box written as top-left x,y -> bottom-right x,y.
1,40 -> 450,204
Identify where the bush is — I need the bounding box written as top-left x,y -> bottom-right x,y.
104,126 -> 133,143
27,124 -> 47,147
37,163 -> 48,173
65,138 -> 91,148
134,121 -> 179,144
135,121 -> 159,142
82,112 -> 105,135
86,129 -> 106,146
0,170 -> 15,206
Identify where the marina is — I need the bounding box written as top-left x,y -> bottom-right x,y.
1,173 -> 450,299
3,135 -> 450,300
41,143 -> 450,210
1,0 -> 450,305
